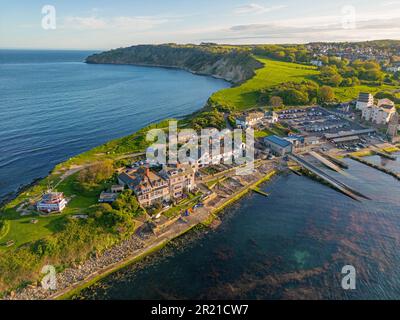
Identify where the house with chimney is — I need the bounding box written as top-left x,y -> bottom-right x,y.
118,167 -> 170,208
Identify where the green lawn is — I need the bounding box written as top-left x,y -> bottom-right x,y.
211,56 -> 398,110
0,215 -> 65,250
211,57 -> 319,110
0,173 -> 104,251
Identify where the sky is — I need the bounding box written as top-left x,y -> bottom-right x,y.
1,0 -> 400,50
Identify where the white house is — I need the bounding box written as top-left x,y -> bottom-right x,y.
195,141 -> 246,167
236,112 -> 264,128
362,99 -> 396,125
37,192 -> 67,213
356,92 -> 374,111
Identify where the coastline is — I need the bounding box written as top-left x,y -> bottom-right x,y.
85,61 -> 238,85
0,58 -> 237,208
56,168 -> 277,300
0,57 -> 240,298
6,165 -> 276,300
0,53 -> 275,299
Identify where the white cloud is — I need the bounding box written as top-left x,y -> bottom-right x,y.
382,1 -> 400,7
196,12 -> 400,44
64,16 -> 107,30
63,15 -> 169,31
233,3 -> 287,15
113,16 -> 169,30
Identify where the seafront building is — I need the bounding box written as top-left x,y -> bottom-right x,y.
36,192 -> 67,213
264,135 -> 293,156
362,99 -> 396,125
118,167 -> 170,207
355,92 -> 397,126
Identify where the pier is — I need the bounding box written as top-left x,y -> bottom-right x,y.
289,154 -> 370,201
308,151 -> 342,172
318,151 -> 349,169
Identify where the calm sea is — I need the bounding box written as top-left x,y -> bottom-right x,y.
77,157 -> 400,300
0,50 -> 229,201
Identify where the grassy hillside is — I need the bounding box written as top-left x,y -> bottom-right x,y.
210,56 -> 399,110
210,57 -> 319,110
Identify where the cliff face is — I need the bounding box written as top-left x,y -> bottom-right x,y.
86,44 -> 263,84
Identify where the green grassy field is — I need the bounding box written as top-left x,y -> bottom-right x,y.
211,56 -> 398,110
211,57 -> 319,110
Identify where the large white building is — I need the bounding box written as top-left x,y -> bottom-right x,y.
356,92 -> 374,111
362,99 -> 396,125
37,192 -> 67,213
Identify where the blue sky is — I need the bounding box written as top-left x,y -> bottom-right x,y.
1,0 -> 400,49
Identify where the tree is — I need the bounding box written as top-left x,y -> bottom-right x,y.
329,74 -> 343,87
360,69 -> 384,82
282,89 -> 309,105
269,96 -> 284,108
318,86 -> 335,103
320,56 -> 329,65
112,190 -> 140,215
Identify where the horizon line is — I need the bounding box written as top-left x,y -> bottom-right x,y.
1,38 -> 400,51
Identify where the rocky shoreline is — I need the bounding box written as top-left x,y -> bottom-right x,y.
5,233 -> 146,300
5,203 -> 210,300
5,163 -> 276,300
0,177 -> 45,209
